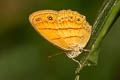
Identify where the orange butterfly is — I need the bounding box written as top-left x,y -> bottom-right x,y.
29,10 -> 92,67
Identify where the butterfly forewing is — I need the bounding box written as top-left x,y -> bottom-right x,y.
29,10 -> 92,51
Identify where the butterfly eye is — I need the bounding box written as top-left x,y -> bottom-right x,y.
35,17 -> 42,22
70,52 -> 74,56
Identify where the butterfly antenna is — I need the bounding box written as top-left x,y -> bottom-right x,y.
47,52 -> 64,59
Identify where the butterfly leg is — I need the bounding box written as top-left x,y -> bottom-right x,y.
72,58 -> 81,69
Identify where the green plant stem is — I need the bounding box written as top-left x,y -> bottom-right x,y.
74,0 -> 120,80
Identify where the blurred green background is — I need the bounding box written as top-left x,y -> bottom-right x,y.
0,0 -> 120,80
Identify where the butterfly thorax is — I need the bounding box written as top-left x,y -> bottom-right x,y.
66,44 -> 83,58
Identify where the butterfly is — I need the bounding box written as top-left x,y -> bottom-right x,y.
29,9 -> 92,67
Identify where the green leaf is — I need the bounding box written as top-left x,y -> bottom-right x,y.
74,0 -> 120,79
